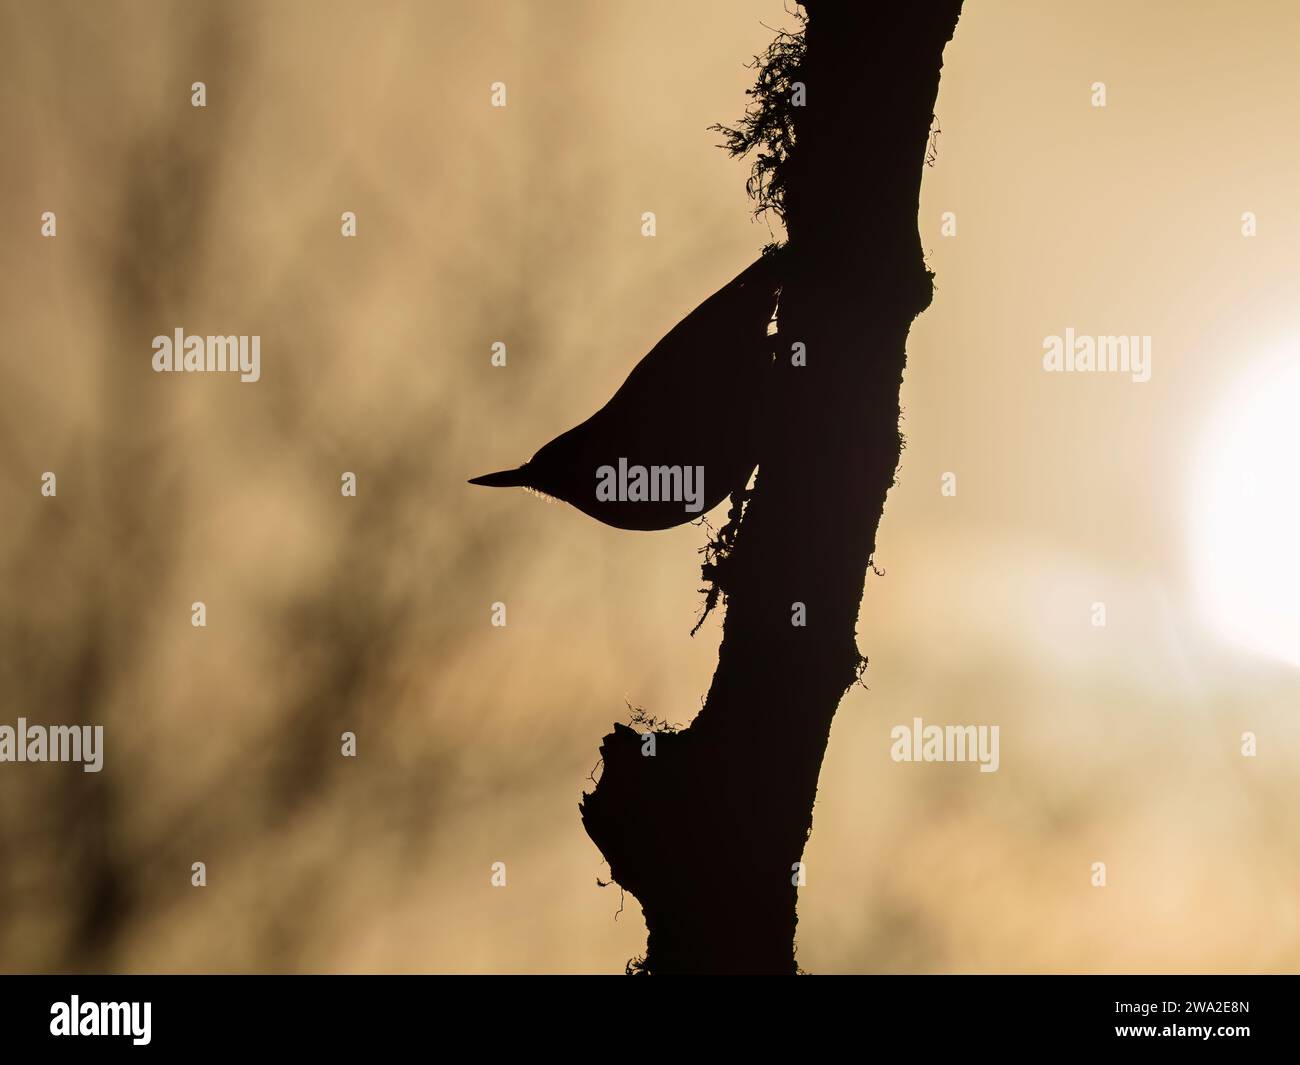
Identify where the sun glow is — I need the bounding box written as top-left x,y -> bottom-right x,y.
1191,354 -> 1300,668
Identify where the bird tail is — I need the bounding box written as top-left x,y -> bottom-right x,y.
468,466 -> 528,488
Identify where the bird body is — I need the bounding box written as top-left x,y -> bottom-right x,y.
470,249 -> 784,531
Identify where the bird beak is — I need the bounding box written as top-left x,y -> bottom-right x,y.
468,467 -> 528,488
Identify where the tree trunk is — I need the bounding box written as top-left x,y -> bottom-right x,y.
581,0 -> 965,975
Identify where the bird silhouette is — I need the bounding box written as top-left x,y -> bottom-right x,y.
469,248 -> 784,530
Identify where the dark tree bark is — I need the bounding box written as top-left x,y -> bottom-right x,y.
581,0 -> 965,975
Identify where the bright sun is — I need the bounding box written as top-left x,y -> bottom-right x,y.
1191,354 -> 1300,668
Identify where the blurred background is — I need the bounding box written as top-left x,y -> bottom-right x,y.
1,0 -> 1298,973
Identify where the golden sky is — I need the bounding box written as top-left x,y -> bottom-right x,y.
1,0 -> 1298,973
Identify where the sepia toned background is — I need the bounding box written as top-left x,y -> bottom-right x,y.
2,0 -> 1298,973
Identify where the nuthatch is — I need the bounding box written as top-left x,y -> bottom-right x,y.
470,249 -> 784,531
